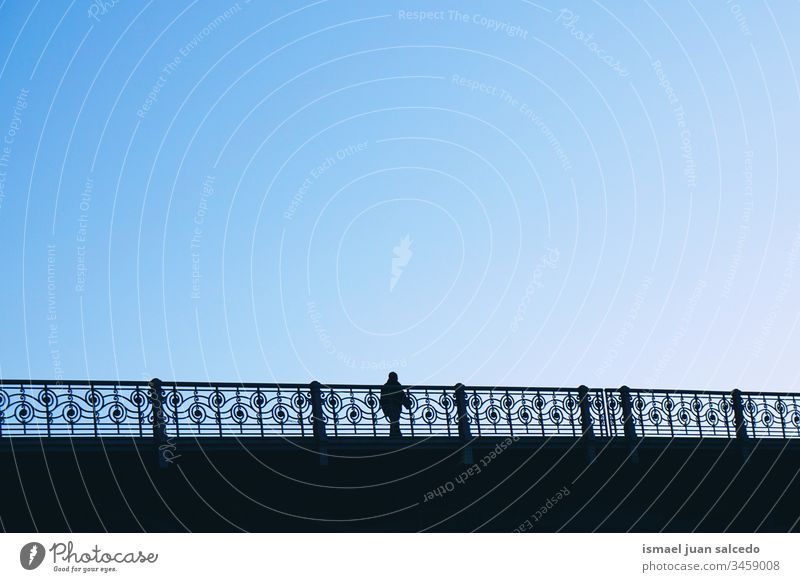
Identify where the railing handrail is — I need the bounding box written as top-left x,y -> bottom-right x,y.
0,379 -> 151,387
2,379 -> 792,397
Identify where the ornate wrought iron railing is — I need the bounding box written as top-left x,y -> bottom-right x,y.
1,379 -> 799,440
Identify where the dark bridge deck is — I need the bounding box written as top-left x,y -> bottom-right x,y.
2,380 -> 800,532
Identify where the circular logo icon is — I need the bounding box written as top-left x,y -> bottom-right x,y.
20,542 -> 46,570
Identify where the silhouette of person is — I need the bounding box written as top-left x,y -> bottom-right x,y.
380,371 -> 411,437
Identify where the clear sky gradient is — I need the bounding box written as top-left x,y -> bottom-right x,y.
1,1 -> 799,390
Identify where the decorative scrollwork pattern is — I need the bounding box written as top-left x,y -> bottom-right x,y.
464,388 -> 590,437
0,383 -> 150,436
626,390 -> 735,438
741,394 -> 800,438
323,386 -> 457,436
161,385 -> 313,436
2,382 -> 800,439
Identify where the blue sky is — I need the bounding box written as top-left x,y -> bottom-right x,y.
0,1 -> 799,390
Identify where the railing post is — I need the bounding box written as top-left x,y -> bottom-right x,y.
578,385 -> 595,462
148,378 -> 169,469
454,383 -> 473,465
731,389 -> 751,461
619,385 -> 639,463
310,381 -> 328,466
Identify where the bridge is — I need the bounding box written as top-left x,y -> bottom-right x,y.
2,379 -> 800,532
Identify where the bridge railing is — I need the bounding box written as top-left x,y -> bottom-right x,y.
739,392 -> 800,439
159,382 -> 313,437
461,386 -> 610,437
0,380 -> 151,437
321,384 -> 456,437
615,388 -> 737,439
1,380 -> 800,440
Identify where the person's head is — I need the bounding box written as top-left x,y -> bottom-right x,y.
388,371 -> 398,382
